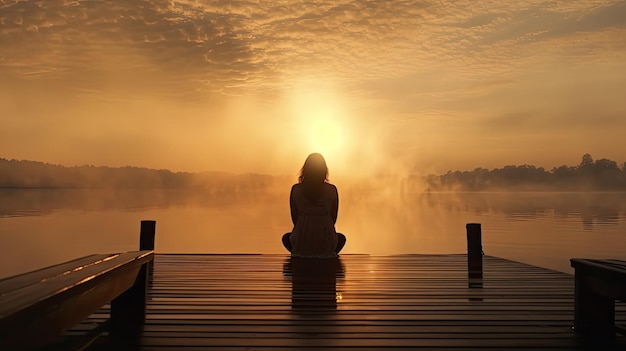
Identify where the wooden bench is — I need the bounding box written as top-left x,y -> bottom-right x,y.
0,250 -> 153,351
570,258 -> 626,339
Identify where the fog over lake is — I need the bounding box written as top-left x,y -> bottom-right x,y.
1,189 -> 625,278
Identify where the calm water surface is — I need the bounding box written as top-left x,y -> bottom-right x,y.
1,189 -> 625,278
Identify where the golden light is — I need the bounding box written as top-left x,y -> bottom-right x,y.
288,79 -> 354,169
308,109 -> 346,158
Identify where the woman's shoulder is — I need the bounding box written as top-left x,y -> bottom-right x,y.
291,182 -> 336,190
290,183 -> 303,195
290,182 -> 336,193
323,182 -> 338,194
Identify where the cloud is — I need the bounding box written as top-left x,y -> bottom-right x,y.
0,0 -> 263,98
1,0 -> 625,173
1,0 -> 623,98
0,1 -> 440,97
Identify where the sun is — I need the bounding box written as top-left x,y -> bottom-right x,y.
289,80 -> 353,166
308,111 -> 346,158
297,102 -> 351,167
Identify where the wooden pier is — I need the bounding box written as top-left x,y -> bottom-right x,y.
66,253 -> 624,350
3,220 -> 625,350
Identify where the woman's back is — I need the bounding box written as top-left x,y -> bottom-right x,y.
289,183 -> 339,257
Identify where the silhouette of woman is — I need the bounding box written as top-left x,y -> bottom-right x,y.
282,153 -> 346,257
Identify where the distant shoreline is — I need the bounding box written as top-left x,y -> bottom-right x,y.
2,153 -> 625,192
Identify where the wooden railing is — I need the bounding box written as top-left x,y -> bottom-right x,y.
0,220 -> 156,351
570,258 -> 626,343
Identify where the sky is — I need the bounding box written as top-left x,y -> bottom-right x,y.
1,0 -> 626,177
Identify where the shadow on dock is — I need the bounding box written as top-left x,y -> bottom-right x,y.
283,257 -> 344,311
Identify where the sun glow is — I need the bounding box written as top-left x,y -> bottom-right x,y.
308,110 -> 346,157
289,80 -> 353,169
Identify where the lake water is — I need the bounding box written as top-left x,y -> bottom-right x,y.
1,189 -> 625,278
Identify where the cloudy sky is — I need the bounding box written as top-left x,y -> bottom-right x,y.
1,0 -> 625,176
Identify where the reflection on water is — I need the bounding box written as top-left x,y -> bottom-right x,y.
0,189 -> 625,277
2,189 -> 624,230
0,209 -> 54,218
0,188 -> 270,216
418,192 -> 626,230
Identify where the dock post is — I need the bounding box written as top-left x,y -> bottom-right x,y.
466,223 -> 483,286
110,220 -> 156,336
140,220 -> 156,251
140,220 -> 156,285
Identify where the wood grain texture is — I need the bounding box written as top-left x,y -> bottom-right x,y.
81,254 -> 626,350
0,251 -> 153,351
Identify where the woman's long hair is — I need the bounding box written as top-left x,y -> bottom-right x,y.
299,153 -> 328,202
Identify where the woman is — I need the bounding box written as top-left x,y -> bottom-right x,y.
282,153 -> 346,257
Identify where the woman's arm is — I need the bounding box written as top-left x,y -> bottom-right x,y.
290,185 -> 298,225
331,185 -> 338,225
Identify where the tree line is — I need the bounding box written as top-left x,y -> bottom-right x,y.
422,154 -> 626,191
0,158 -> 287,193
2,154 -> 625,192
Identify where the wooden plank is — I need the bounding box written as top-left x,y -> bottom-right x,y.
134,336 -> 587,348
0,254 -> 108,295
571,258 -> 626,337
140,324 -> 577,334
80,254 -> 626,350
0,252 -> 153,317
0,251 -> 153,351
